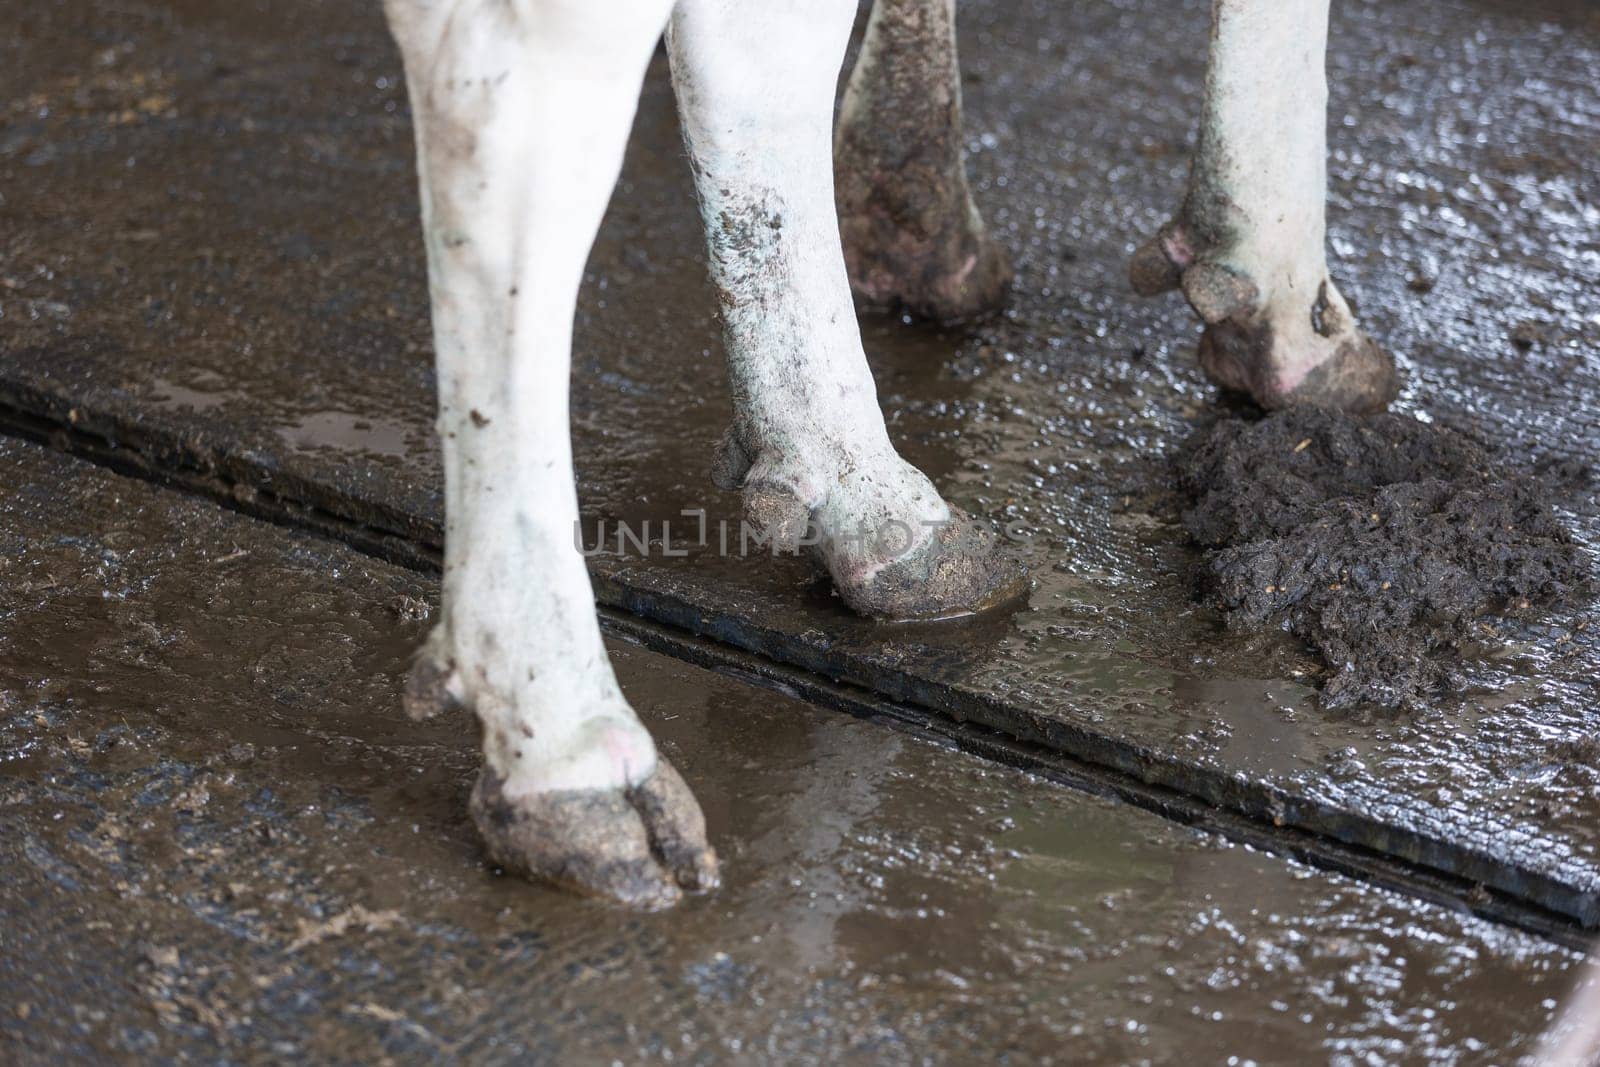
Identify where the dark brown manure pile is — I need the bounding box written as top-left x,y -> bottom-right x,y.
1175,408 -> 1589,708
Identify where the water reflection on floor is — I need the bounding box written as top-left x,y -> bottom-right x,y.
0,439 -> 1583,1064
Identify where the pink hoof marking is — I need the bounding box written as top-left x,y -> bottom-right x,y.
1161,228 -> 1196,270
604,726 -> 655,785
950,251 -> 978,286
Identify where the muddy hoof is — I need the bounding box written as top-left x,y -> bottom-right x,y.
841,214 -> 1013,324
844,228 -> 1004,321
471,759 -> 719,909
918,230 -> 1013,323
1198,324 -> 1400,416
1130,215 -> 1401,415
832,507 -> 1029,621
1128,227 -> 1186,297
1275,332 -> 1400,415
402,649 -> 460,721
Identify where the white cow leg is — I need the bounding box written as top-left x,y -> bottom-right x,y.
833,0 -> 1010,322
1130,0 -> 1399,413
383,0 -> 715,907
668,0 -> 1026,620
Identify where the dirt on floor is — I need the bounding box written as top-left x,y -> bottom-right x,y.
3,0 -> 1600,918
0,436 -> 1588,1065
1176,407 -> 1591,709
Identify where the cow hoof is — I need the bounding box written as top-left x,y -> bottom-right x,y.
716,430 -> 1028,620
1130,222 -> 1401,414
1199,321 -> 1399,415
402,644 -> 462,721
471,759 -> 720,909
831,505 -> 1030,621
842,220 -> 1013,324
1129,224 -> 1189,297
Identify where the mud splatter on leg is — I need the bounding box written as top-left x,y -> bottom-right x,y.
834,0 -> 1010,322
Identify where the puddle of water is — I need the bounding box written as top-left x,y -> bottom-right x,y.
276,409 -> 413,459
148,377 -> 417,459
147,373 -> 239,413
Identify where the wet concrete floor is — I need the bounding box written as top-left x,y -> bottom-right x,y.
1,0 -> 1598,945
0,435 -> 1589,1063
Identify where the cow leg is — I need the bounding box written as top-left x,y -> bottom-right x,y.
668,0 -> 1026,620
383,0 -> 716,907
1538,956 -> 1600,1067
833,0 -> 1011,322
1130,0 -> 1399,413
